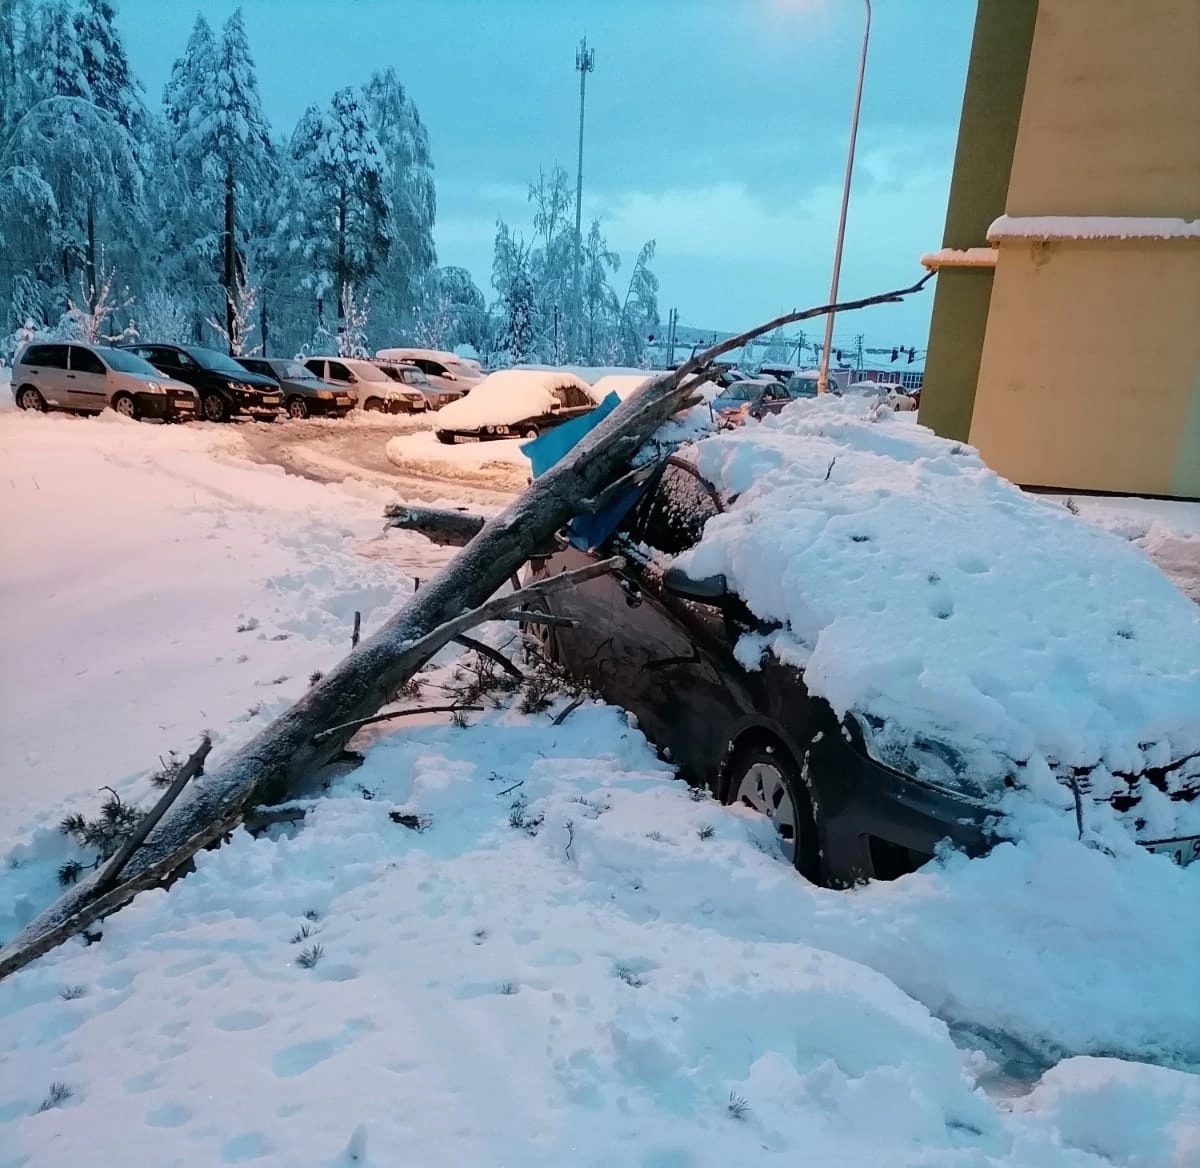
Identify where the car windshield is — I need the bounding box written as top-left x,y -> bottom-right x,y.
98,347 -> 160,376
717,383 -> 755,402
276,361 -> 313,379
787,378 -> 819,398
185,346 -> 247,375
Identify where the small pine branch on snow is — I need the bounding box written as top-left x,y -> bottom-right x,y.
149,751 -> 183,790
614,963 -> 643,988
290,923 -> 314,944
296,944 -> 324,969
56,860 -> 84,887
508,796 -> 543,836
304,908 -> 321,922
697,824 -> 716,841
57,788 -> 144,882
36,1083 -> 73,1113
727,1093 -> 751,1121
59,985 -> 87,1001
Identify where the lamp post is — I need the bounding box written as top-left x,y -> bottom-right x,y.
817,0 -> 871,394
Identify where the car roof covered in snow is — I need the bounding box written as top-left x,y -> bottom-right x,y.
435,368 -> 595,429
673,397 -> 1200,819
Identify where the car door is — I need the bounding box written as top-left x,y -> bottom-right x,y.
303,358 -> 328,381
755,382 -> 789,418
27,344 -> 71,405
546,460 -> 744,784
67,346 -> 109,412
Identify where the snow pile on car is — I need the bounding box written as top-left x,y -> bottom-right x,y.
589,373 -> 652,400
676,397 -> 1200,829
435,369 -> 594,429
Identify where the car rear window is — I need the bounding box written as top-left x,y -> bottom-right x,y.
22,344 -> 68,368
637,462 -> 723,557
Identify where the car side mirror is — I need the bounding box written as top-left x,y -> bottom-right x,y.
662,565 -> 728,603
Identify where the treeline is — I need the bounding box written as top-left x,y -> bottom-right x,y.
0,0 -> 659,365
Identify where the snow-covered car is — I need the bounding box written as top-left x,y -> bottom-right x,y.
377,361 -> 461,409
12,342 -> 198,421
527,398 -> 1200,885
123,343 -> 282,422
433,369 -> 597,443
237,357 -> 353,419
303,357 -> 425,414
374,347 -> 483,396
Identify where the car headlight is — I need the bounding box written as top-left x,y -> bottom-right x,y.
317,390 -> 334,400
144,381 -> 165,394
850,713 -> 981,796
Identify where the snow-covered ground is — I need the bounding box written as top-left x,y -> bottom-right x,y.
1,404 -> 1198,1167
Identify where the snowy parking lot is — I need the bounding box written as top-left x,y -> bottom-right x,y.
1,404 -> 1199,1167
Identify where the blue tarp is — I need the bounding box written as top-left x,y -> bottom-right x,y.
520,393 -> 650,551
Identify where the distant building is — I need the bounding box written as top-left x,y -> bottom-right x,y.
919,0 -> 1199,498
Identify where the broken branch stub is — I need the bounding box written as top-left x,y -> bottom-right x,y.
0,275 -> 935,979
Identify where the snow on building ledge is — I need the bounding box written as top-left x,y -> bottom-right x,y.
987,215 -> 1200,243
920,247 -> 998,272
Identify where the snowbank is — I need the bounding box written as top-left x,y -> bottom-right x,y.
677,398 -> 1200,824
435,369 -> 594,430
384,429 -> 530,492
590,373 -> 652,400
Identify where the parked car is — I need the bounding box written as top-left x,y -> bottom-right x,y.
375,347 -> 483,395
526,453 -> 1200,886
236,357 -> 352,419
841,380 -> 918,411
303,356 -> 425,413
433,369 -> 597,443
11,342 -> 197,421
377,361 -> 460,409
121,343 -> 282,422
711,378 -> 792,426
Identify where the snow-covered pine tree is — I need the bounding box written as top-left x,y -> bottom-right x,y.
291,88 -> 390,323
165,9 -> 273,351
362,68 -> 436,335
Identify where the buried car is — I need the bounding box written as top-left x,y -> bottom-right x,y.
710,378 -> 793,426
434,369 -> 597,443
526,398 -> 1200,885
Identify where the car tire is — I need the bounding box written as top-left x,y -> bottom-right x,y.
16,386 -> 46,412
724,743 -> 821,882
436,431 -> 456,445
201,392 -> 230,423
286,396 -> 309,419
519,606 -> 559,665
112,393 -> 138,420
363,397 -> 385,413
521,425 -> 540,440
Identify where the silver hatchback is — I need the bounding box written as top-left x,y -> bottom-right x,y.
12,342 -> 198,421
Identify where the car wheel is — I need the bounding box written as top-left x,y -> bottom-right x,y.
17,386 -> 46,412
112,393 -> 138,420
287,397 -> 308,419
435,431 -> 456,445
201,392 -> 230,423
725,744 -> 821,882
363,397 -> 385,413
521,425 -> 540,440
519,606 -> 559,665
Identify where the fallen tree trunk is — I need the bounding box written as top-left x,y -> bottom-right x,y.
384,504 -> 488,547
0,273 -> 933,980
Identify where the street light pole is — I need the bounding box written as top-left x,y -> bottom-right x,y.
817,0 -> 871,394
573,37 -> 595,362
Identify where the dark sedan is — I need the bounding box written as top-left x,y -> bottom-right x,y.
237,357 -> 353,418
122,343 -> 282,422
528,454 -> 998,887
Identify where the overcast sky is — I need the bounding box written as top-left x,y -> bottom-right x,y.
116,0 -> 974,351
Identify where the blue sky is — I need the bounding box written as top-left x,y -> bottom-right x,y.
117,0 -> 975,350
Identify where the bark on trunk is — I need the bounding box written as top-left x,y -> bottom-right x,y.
223,163 -> 236,352
85,199 -> 96,311
0,275 -> 933,980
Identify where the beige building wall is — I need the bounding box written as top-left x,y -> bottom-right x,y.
965,0 -> 1200,497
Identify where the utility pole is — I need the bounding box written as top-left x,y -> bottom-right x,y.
572,36 -> 595,362
854,332 -> 865,378
665,307 -> 677,367
817,0 -> 871,393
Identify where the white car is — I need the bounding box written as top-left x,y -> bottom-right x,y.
303,356 -> 426,414
374,347 -> 483,397
842,380 -> 918,411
